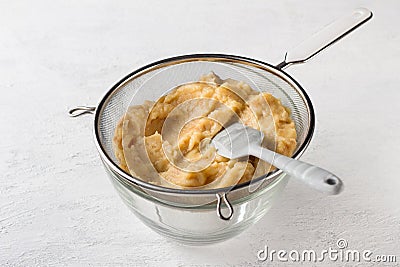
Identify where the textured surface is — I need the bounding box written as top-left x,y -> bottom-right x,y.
1,0 -> 399,266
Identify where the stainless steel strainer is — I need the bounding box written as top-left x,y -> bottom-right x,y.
70,8 -> 372,220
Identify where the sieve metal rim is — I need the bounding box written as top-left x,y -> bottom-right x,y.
93,53 -> 315,195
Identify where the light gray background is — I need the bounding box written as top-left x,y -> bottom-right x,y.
1,0 -> 399,266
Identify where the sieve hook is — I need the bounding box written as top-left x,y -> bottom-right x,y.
68,106 -> 96,117
216,192 -> 233,220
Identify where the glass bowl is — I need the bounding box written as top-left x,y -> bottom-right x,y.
107,162 -> 289,245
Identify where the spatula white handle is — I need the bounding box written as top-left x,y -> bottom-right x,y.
277,8 -> 372,69
249,144 -> 343,195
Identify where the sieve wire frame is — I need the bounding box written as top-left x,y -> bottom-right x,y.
93,54 -> 315,196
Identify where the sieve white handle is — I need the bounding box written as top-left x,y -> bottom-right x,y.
249,144 -> 343,195
277,8 -> 372,69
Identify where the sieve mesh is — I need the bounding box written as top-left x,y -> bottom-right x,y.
94,55 -> 315,206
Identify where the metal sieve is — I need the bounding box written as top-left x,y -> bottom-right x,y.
70,8 -> 372,220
